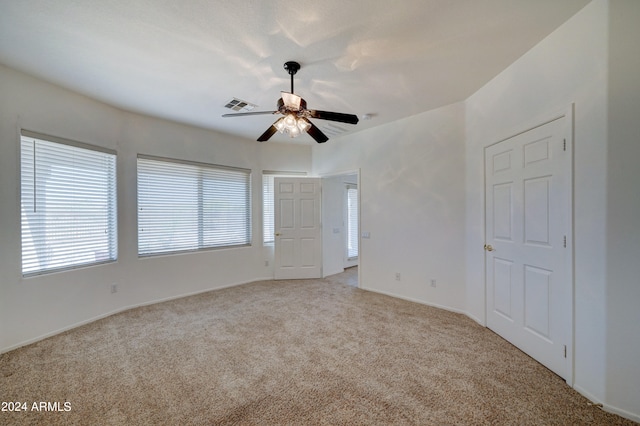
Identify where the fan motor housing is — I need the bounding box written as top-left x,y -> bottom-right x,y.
284,61 -> 301,75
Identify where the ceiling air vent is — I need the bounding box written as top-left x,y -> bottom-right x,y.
224,98 -> 257,112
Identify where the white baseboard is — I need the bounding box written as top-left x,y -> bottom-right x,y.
573,383 -> 640,423
464,312 -> 485,326
1,277 -> 271,355
362,288 -> 640,424
603,404 -> 640,424
4,277 -> 640,424
360,286 -> 468,317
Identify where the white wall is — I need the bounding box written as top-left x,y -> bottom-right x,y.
466,2 -> 610,402
466,0 -> 639,420
2,0 -> 638,420
605,0 -> 640,417
311,0 -> 636,420
0,64 -> 312,353
313,102 -> 467,312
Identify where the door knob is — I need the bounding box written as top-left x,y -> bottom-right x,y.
275,233 -> 281,236
484,244 -> 495,252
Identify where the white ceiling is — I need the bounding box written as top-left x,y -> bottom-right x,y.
0,0 -> 590,144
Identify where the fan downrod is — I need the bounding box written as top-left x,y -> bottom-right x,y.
283,61 -> 300,94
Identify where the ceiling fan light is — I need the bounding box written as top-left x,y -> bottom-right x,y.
283,114 -> 297,129
288,125 -> 301,138
274,117 -> 286,133
297,118 -> 311,133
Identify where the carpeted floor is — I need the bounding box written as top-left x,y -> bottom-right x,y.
1,268 -> 636,425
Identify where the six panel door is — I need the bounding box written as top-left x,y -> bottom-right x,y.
485,117 -> 571,380
274,177 -> 322,279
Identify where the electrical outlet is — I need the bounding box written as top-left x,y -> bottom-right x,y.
395,272 -> 401,281
430,279 -> 437,288
265,260 -> 269,267
110,283 -> 118,294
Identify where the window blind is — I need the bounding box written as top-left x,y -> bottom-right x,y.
20,133 -> 117,276
138,156 -> 251,256
347,185 -> 358,259
263,175 -> 275,244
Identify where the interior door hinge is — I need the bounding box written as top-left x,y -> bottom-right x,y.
563,139 -> 566,151
564,345 -> 567,358
563,235 -> 567,248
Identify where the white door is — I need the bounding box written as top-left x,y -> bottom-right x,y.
274,177 -> 322,279
485,116 -> 572,380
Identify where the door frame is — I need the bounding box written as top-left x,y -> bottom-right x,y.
483,105 -> 574,385
273,176 -> 323,279
319,169 -> 361,288
344,182 -> 358,268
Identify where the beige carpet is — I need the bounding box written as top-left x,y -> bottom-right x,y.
1,268 -> 636,425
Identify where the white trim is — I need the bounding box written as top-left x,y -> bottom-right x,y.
482,104 -> 570,151
484,114 -> 565,149
602,403 -> 640,424
482,105 -> 575,384
317,168 -> 360,179
345,183 -> 358,265
318,169 -> 361,288
0,277 -> 271,355
362,287 -> 468,317
573,385 -> 640,424
21,129 -> 116,155
566,103 -> 576,387
465,312 -> 485,326
138,153 -> 251,174
262,170 -> 307,176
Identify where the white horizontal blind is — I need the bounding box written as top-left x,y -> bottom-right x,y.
347,185 -> 358,259
138,156 -> 251,256
20,133 -> 117,276
263,175 -> 275,244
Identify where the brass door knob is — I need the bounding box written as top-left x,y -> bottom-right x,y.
484,244 -> 495,252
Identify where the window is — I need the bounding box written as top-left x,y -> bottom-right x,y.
262,171 -> 306,245
347,185 -> 358,260
138,156 -> 251,256
20,131 -> 117,276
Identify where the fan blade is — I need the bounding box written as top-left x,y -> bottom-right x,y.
257,124 -> 278,142
308,110 -> 359,125
306,121 -> 329,143
281,92 -> 302,110
222,111 -> 277,117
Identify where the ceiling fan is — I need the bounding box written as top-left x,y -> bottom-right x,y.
222,61 -> 359,143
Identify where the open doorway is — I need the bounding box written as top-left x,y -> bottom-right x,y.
321,171 -> 359,287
